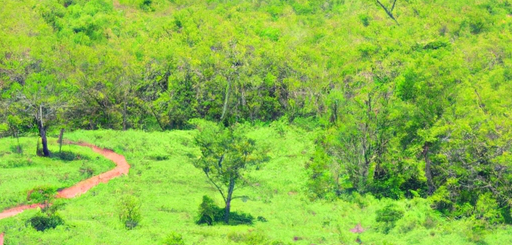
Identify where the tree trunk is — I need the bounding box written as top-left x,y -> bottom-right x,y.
37,120 -> 50,157
37,105 -> 50,157
149,106 -> 165,131
58,128 -> 65,153
123,99 -> 127,131
423,144 -> 435,195
224,177 -> 235,224
220,79 -> 231,121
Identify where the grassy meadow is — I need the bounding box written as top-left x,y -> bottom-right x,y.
1,124 -> 512,244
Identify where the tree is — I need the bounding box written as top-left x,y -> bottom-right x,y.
5,72 -> 68,157
1,42 -> 71,157
191,119 -> 266,224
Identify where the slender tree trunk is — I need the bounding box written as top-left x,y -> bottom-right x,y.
149,106 -> 165,131
37,105 -> 50,157
123,99 -> 127,131
221,79 -> 231,121
58,128 -> 65,153
224,178 -> 236,224
423,144 -> 435,195
16,131 -> 21,154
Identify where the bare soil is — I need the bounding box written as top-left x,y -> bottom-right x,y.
0,142 -> 130,244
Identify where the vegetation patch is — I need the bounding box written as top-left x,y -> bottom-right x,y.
196,195 -> 254,226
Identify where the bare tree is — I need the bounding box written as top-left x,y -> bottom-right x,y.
376,0 -> 399,25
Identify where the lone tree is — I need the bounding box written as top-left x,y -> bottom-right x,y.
4,72 -> 68,157
192,119 -> 266,224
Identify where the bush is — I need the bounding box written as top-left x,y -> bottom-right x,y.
376,204 -> 404,233
79,162 -> 95,176
52,151 -> 84,161
227,230 -> 272,245
196,195 -> 223,226
474,193 -> 503,226
28,212 -> 64,231
118,195 -> 142,230
229,212 -> 254,225
162,232 -> 184,245
28,203 -> 65,232
27,186 -> 57,203
196,195 -> 254,225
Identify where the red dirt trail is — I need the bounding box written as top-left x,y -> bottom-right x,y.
0,142 -> 130,244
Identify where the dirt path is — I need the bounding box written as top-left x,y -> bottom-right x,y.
56,142 -> 130,198
0,142 -> 130,244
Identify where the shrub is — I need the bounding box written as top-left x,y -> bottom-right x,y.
229,212 -> 254,225
376,204 -> 404,233
79,162 -> 95,176
27,186 -> 57,203
118,195 -> 142,230
196,195 -> 254,225
196,195 -> 223,226
358,14 -> 370,27
139,0 -> 154,12
429,186 -> 453,214
227,231 -> 269,245
257,216 -> 267,222
52,151 -> 83,161
28,212 -> 64,231
28,203 -> 65,231
474,193 -> 503,226
9,144 -> 23,154
162,232 -> 184,245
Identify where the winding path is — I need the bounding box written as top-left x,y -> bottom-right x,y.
0,142 -> 130,244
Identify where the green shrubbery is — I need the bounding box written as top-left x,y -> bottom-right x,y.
28,203 -> 65,232
118,195 -> 142,230
27,186 -> 57,203
162,232 -> 184,245
28,212 -> 64,232
376,204 -> 404,234
196,195 -> 254,226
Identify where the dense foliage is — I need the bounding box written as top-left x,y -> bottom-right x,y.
2,0 -> 510,130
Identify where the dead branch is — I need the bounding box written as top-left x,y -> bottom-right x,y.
376,0 -> 400,25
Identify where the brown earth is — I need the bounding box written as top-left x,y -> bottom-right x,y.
0,142 -> 130,244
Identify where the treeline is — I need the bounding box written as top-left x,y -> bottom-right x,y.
1,0 -> 512,224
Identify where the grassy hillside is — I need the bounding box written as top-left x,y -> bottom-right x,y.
1,125 -> 512,244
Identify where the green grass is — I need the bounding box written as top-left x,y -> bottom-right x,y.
1,126 -> 511,244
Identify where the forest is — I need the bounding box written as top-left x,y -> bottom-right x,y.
1,0 -> 512,244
